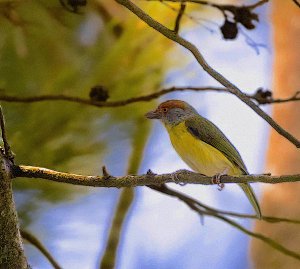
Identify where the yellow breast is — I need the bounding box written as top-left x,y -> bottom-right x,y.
166,122 -> 241,176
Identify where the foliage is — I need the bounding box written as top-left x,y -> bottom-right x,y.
0,0 -> 174,222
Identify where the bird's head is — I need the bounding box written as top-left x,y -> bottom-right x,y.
145,100 -> 197,126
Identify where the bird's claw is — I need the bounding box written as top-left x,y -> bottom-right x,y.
211,173 -> 225,191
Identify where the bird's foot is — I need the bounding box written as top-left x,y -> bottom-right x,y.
211,173 -> 225,191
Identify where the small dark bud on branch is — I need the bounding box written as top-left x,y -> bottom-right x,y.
89,85 -> 109,102
253,88 -> 273,104
59,0 -> 86,13
68,0 -> 87,8
219,5 -> 259,39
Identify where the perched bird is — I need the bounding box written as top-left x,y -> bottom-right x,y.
145,100 -> 261,219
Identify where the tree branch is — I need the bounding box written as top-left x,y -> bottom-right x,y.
115,0 -> 300,148
249,89 -> 300,104
146,0 -> 269,10
0,87 -> 224,107
159,185 -> 300,224
248,0 -> 270,9
149,184 -> 300,261
21,229 -> 62,269
174,3 -> 186,34
100,119 -> 149,269
0,106 -> 14,161
0,108 -> 29,268
292,0 -> 300,8
12,165 -> 300,224
11,163 -> 300,260
0,87 -> 299,109
12,165 -> 300,187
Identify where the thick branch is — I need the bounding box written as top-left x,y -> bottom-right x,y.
13,165 -> 300,187
0,109 -> 28,268
115,0 -> 300,148
0,157 -> 28,268
13,165 -> 300,260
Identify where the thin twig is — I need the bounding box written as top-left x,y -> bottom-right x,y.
161,1 -> 218,33
167,187 -> 300,224
247,0 -> 270,9
0,105 -> 14,162
255,93 -> 300,104
149,184 -> 300,261
146,0 -> 269,10
0,87 -> 299,109
115,0 -> 300,148
174,3 -> 186,34
21,230 -> 62,269
0,87 -> 222,107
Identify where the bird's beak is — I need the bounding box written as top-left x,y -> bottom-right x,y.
145,110 -> 161,119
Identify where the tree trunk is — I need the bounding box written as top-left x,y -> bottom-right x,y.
251,0 -> 300,268
0,155 -> 29,269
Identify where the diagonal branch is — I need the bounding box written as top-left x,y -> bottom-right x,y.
21,229 -> 62,269
115,0 -> 300,148
170,189 -> 300,224
146,0 -> 269,10
149,184 -> 300,261
292,0 -> 300,8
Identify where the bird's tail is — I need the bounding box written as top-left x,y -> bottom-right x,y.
238,183 -> 262,219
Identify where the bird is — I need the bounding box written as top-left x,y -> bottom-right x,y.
145,99 -> 261,219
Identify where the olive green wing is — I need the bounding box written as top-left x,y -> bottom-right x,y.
185,116 -> 262,218
185,116 -> 248,174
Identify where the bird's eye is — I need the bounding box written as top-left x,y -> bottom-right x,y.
162,108 -> 168,113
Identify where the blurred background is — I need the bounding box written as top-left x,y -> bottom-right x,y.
1,0 -> 299,268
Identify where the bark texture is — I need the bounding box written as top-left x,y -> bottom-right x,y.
251,0 -> 300,268
0,155 -> 29,269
